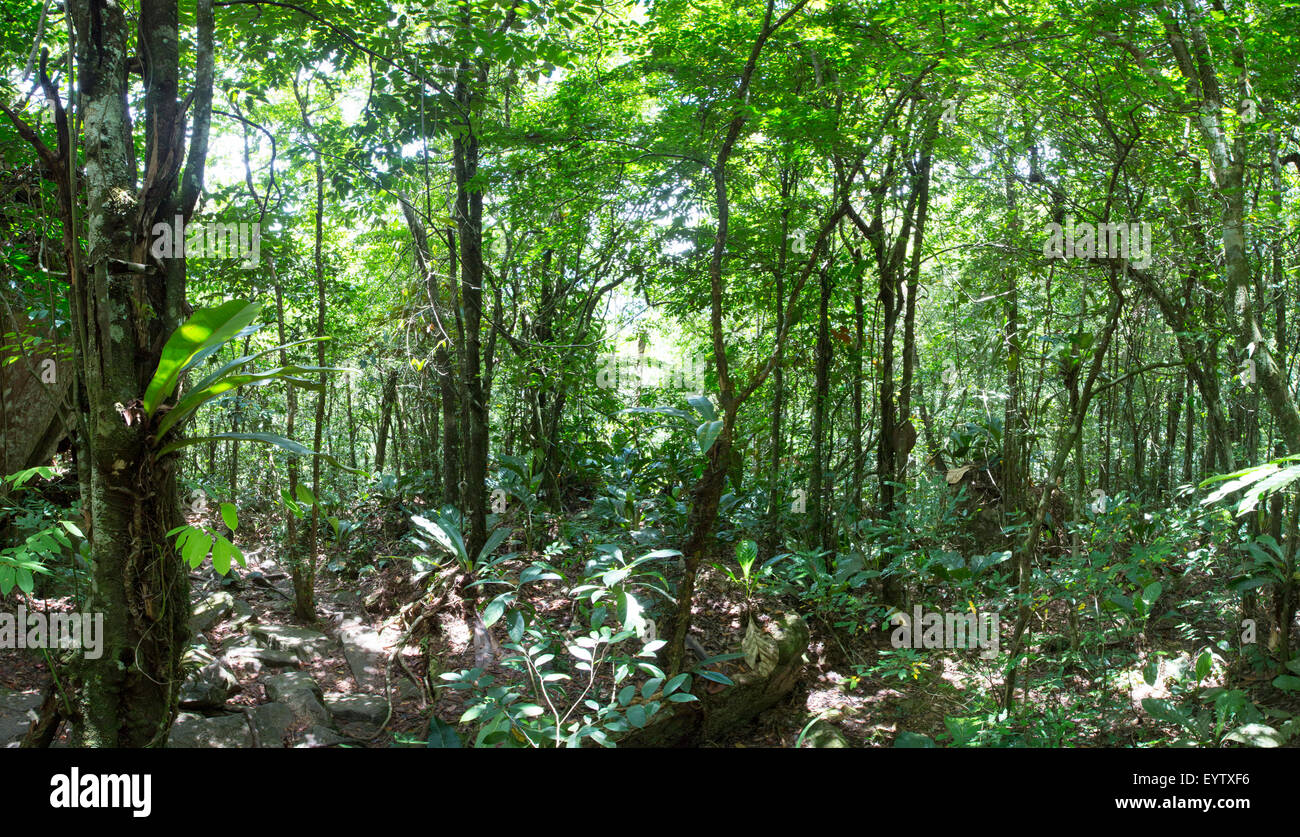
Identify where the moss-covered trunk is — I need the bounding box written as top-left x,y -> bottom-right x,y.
44,0 -> 212,746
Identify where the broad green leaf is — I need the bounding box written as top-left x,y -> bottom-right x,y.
220,503 -> 238,532
735,539 -> 758,575
664,673 -> 690,696
1142,698 -> 1194,731
181,529 -> 213,568
687,394 -> 716,421
144,300 -> 262,417
212,536 -> 236,575
156,364 -> 344,438
696,419 -> 723,454
475,525 -> 511,566
1223,723 -> 1284,747
427,716 -> 462,748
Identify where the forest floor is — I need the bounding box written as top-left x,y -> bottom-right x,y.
3,509 -> 1297,747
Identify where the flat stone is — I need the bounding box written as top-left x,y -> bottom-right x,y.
280,690 -> 332,728
325,694 -> 388,725
190,591 -> 235,633
331,590 -> 363,608
182,643 -> 215,668
166,712 -> 252,748
0,689 -> 43,748
263,671 -> 324,703
179,661 -> 240,710
222,645 -> 299,677
250,624 -> 335,662
293,725 -> 346,748
228,598 -> 256,630
249,702 -> 296,748
338,618 -> 401,692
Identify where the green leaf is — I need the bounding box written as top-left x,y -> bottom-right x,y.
894,731 -> 936,748
219,502 -> 238,532
189,336 -> 329,394
1195,652 -> 1212,681
1223,723 -> 1284,747
412,515 -> 468,566
156,365 -> 341,438
211,536 -> 236,575
1271,675 -> 1300,692
1142,698 -> 1195,730
696,419 -> 723,454
144,300 -> 262,417
735,539 -> 758,575
663,673 -> 690,696
475,525 -> 511,567
687,394 -> 716,421
697,669 -> 733,687
427,716 -> 462,748
482,594 -> 510,628
181,529 -> 213,569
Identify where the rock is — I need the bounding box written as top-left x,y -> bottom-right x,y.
228,598 -> 256,630
331,589 -> 363,608
263,671 -> 325,703
393,678 -> 423,703
182,642 -> 215,668
0,689 -> 43,748
280,690 -> 332,727
338,618 -> 401,691
249,702 -> 296,747
222,645 -> 300,677
250,624 -> 335,662
223,633 -> 261,651
249,693 -> 333,746
325,694 -> 388,725
190,591 -> 235,633
166,712 -> 252,748
801,719 -> 850,748
179,661 -> 240,710
293,725 -> 346,748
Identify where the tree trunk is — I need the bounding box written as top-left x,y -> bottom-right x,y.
20,0 -> 217,746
